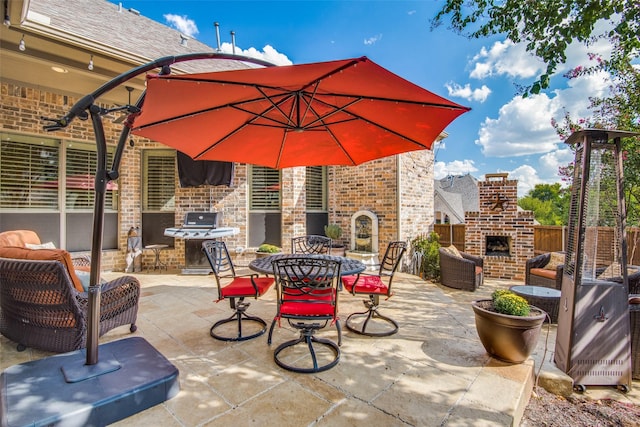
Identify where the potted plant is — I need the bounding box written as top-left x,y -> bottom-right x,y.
472,289 -> 546,363
255,243 -> 282,258
410,232 -> 441,280
324,223 -> 346,256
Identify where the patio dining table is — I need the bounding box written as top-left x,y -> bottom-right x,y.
249,253 -> 366,278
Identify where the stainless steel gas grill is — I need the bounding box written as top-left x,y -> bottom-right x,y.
164,212 -> 239,274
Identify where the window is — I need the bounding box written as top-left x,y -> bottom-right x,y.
143,150 -> 176,212
65,141 -> 117,211
0,132 -> 118,250
142,150 -> 176,247
250,165 -> 281,211
0,133 -> 59,209
305,166 -> 327,212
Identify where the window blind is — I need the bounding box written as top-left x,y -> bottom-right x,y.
250,166 -> 281,211
305,166 -> 327,211
0,135 -> 59,209
143,150 -> 175,212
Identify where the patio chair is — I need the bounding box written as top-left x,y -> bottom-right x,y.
525,252 -> 564,290
268,257 -> 342,373
439,246 -> 483,291
291,235 -> 332,254
0,248 -> 140,353
341,241 -> 407,336
202,240 -> 275,341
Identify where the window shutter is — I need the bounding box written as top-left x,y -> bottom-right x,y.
250,166 -> 280,211
305,166 -> 327,211
143,151 -> 175,212
0,136 -> 59,209
66,143 -> 116,211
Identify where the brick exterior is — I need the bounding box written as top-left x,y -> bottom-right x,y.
1,81 -> 437,272
464,174 -> 534,280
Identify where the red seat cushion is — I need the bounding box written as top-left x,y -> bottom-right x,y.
220,277 -> 274,298
530,268 -> 556,280
342,275 -> 388,295
279,289 -> 336,317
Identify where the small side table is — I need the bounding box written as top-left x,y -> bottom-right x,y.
509,285 -> 561,323
145,244 -> 169,270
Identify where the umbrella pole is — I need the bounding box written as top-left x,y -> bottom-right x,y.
85,104 -> 109,365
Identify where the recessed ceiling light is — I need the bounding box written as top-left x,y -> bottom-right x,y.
51,66 -> 68,73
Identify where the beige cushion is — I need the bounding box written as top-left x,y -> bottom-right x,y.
544,252 -> 564,270
598,263 -> 637,279
25,241 -> 56,249
0,246 -> 84,292
442,245 -> 462,258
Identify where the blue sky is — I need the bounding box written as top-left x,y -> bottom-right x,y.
110,1 -> 615,196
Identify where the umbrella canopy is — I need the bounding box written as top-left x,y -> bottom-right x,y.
130,56 -> 469,168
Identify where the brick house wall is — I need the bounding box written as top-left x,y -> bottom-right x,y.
2,81 -> 438,272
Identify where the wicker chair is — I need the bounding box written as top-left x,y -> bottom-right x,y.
525,252 -> 564,290
0,256 -> 140,353
439,247 -> 483,291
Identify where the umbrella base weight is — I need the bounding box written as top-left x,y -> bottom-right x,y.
1,337 -> 180,427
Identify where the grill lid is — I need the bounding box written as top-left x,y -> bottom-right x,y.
183,212 -> 218,229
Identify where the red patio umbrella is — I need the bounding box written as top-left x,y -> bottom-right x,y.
130,57 -> 469,168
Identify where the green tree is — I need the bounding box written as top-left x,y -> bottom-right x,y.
432,0 -> 640,96
518,183 -> 569,225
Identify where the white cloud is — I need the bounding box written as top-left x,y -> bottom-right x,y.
364,34 -> 383,45
498,164 -> 540,196
470,40 -> 545,80
164,14 -> 199,38
539,147 -> 574,182
445,82 -> 492,103
218,42 -> 292,66
475,70 -> 611,159
434,159 -> 478,179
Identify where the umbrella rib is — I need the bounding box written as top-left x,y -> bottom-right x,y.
303,96 -> 432,149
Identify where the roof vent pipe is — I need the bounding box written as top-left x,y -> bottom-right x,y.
230,31 -> 236,54
180,34 -> 189,47
118,2 -> 122,12
214,22 -> 221,52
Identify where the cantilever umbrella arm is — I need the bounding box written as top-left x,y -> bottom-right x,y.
41,52 -> 276,365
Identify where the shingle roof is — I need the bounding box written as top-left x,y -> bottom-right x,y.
29,0 -> 262,73
434,174 -> 479,224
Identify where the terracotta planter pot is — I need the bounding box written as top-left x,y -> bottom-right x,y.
329,246 -> 346,257
472,299 -> 546,363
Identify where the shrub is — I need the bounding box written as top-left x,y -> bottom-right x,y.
257,243 -> 281,253
411,232 -> 441,280
491,290 -> 531,316
324,223 -> 343,240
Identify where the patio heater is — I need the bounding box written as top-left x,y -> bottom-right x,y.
554,129 -> 639,393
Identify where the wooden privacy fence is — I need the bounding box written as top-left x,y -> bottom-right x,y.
433,224 -> 640,266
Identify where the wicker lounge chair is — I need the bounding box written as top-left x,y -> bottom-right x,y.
525,252 -> 564,290
439,246 -> 483,291
0,253 -> 140,353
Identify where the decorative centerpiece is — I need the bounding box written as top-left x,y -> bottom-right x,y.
472,289 -> 546,363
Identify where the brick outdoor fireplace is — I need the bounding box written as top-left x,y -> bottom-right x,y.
464,173 -> 534,280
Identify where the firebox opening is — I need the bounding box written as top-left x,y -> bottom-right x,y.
486,235 -> 511,257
